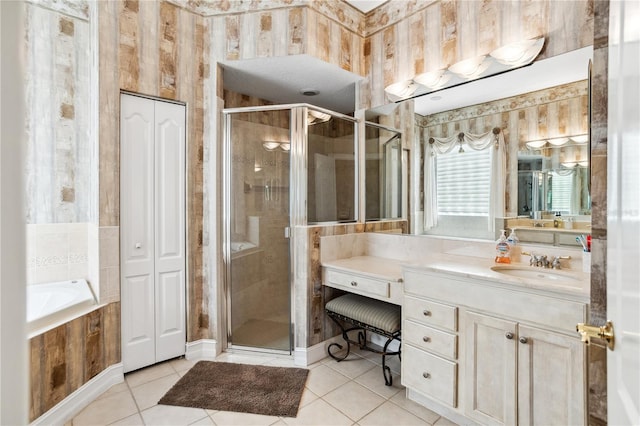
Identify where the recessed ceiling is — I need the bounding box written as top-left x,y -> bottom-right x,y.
345,0 -> 388,13
221,55 -> 362,114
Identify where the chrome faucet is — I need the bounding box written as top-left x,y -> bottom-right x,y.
523,251 -> 572,269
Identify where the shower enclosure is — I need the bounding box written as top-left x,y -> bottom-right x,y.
223,105 -> 361,353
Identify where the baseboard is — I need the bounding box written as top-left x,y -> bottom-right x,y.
293,335 -> 342,366
185,339 -> 218,360
30,363 -> 124,426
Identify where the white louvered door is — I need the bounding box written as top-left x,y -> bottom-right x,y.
121,93 -> 186,373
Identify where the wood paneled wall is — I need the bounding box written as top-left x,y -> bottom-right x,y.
419,80 -> 588,216
364,0 -> 594,108
29,303 -> 120,421
207,6 -> 364,77
98,0 -> 210,341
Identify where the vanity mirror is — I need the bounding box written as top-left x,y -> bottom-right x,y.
366,46 -> 593,245
518,135 -> 591,217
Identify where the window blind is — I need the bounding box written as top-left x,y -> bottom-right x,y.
550,171 -> 573,213
436,148 -> 491,216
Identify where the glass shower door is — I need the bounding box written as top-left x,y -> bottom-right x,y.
225,108 -> 291,352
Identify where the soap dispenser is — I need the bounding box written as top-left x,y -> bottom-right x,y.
506,229 -> 521,261
495,230 -> 511,264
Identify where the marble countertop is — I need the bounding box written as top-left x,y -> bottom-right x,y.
403,253 -> 590,301
322,253 -> 590,301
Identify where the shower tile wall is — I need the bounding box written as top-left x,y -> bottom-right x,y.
230,118 -> 290,333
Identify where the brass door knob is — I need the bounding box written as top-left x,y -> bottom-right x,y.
576,320 -> 615,350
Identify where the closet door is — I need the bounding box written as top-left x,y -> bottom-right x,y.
121,94 -> 156,372
121,94 -> 186,372
154,100 -> 186,362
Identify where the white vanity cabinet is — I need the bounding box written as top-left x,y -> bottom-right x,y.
465,311 -> 585,426
402,267 -> 587,426
321,256 -> 404,305
401,295 -> 458,407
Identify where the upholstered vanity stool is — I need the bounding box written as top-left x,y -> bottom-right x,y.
325,293 -> 401,385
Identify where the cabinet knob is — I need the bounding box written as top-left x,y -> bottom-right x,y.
135,242 -> 142,249
519,336 -> 529,344
423,310 -> 432,317
350,281 -> 358,287
422,372 -> 431,379
505,332 -> 514,340
422,336 -> 431,343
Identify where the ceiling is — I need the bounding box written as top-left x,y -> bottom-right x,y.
345,0 -> 388,13
222,55 -> 362,114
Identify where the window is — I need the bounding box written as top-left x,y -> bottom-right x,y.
436,148 -> 492,216
550,171 -> 574,213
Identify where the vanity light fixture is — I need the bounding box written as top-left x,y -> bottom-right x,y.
448,55 -> 490,79
413,69 -> 450,89
262,141 -> 291,152
525,134 -> 588,150
490,37 -> 545,67
526,140 -> 547,149
384,80 -> 418,102
547,137 -> 570,146
262,141 -> 281,151
307,109 -> 332,125
570,135 -> 589,144
384,36 -> 546,103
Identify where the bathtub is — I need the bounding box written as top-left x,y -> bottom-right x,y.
27,279 -> 97,336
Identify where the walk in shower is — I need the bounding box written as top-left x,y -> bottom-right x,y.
223,105 -> 359,353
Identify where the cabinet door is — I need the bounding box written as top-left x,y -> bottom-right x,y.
465,311 -> 517,426
517,325 -> 586,426
154,100 -> 186,363
121,94 -> 156,373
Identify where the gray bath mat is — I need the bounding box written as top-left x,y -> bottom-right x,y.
158,361 -> 309,417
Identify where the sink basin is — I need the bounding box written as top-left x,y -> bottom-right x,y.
491,265 -> 581,282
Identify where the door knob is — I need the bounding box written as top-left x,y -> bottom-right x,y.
577,320 -> 615,350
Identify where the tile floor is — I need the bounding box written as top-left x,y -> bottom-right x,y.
70,348 -> 459,426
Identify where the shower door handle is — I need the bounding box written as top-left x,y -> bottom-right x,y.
284,227 -> 291,239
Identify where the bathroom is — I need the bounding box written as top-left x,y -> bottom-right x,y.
1,0 -> 638,425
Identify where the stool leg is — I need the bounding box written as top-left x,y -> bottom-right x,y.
327,312 -> 351,362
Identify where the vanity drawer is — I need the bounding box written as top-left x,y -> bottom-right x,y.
404,295 -> 457,331
404,320 -> 457,360
403,344 -> 457,407
324,269 -> 390,299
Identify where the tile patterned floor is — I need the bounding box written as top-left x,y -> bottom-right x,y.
70,349 -> 459,426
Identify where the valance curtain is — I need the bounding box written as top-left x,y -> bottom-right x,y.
424,129 -> 506,232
